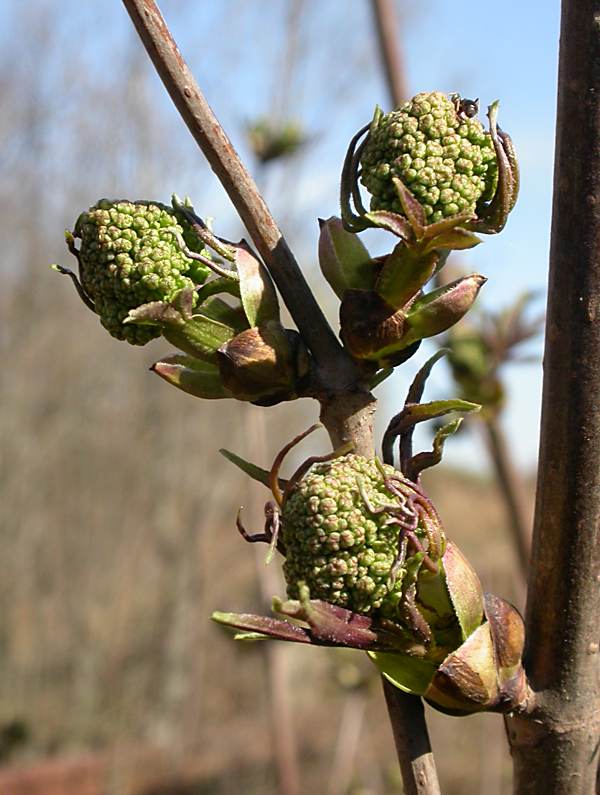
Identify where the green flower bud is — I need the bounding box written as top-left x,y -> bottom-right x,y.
281,454 -> 445,621
72,199 -> 211,345
360,93 -> 498,224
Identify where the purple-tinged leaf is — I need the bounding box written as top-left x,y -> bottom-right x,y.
406,418 -> 463,480
423,229 -> 481,254
401,274 -> 487,347
392,177 -> 425,237
211,611 -> 312,644
375,244 -> 438,310
364,210 -> 413,240
420,211 -> 475,240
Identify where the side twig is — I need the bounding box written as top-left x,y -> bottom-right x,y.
506,1 -> 600,790
121,0 -> 356,386
382,681 -> 441,795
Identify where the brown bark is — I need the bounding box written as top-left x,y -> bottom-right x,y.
506,2 -> 600,791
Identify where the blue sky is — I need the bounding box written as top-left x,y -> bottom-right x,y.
7,0 -> 561,471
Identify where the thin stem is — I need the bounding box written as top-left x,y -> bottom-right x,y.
506,1 -> 600,791
382,680 -> 441,795
121,0 -> 356,385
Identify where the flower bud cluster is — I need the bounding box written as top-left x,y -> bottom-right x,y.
282,455 -> 433,617
360,92 -> 498,222
75,200 -> 210,345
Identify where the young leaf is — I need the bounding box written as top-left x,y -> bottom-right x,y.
235,245 -> 280,327
406,418 -> 463,480
219,447 -> 288,491
151,354 -> 232,399
318,216 -> 375,297
369,651 -> 437,696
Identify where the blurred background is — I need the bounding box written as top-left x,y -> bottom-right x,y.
0,1 -> 558,792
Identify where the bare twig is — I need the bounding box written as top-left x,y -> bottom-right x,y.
121,0 -> 356,386
506,1 -> 600,790
371,0 -> 408,107
382,680 -> 441,795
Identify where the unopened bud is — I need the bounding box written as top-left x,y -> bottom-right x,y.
318,217 -> 375,299
402,274 -> 487,348
216,321 -> 310,405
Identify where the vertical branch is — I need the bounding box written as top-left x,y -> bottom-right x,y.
507,1 -> 600,791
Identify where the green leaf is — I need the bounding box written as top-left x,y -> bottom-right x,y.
196,276 -> 241,304
162,312 -> 240,364
151,355 -> 231,399
400,399 -> 480,429
236,246 -> 280,327
200,296 -> 249,331
219,448 -> 287,491
423,229 -> 481,254
442,542 -> 485,641
369,651 -> 436,696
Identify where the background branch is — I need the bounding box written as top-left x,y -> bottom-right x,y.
506,1 -> 600,790
371,0 -> 408,107
121,0 -> 356,385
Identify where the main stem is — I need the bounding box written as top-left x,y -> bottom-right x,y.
507,2 -> 600,791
